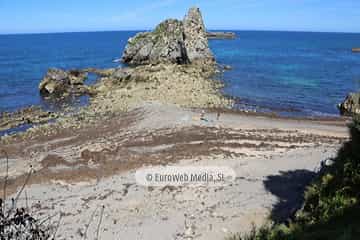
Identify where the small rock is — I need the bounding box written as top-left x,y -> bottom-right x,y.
223,65 -> 232,70
338,92 -> 360,115
39,68 -> 89,97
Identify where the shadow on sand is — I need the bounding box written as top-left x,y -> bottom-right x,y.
263,169 -> 316,223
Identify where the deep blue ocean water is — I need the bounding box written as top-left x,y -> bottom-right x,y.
1,30 -> 360,117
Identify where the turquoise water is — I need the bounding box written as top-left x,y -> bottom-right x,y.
1,30 -> 360,117
211,31 -> 360,116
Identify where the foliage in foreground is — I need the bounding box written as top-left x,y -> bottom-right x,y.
0,200 -> 52,240
229,116 -> 360,240
0,151 -> 54,240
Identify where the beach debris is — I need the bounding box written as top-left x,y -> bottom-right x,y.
338,92 -> 360,115
121,7 -> 214,65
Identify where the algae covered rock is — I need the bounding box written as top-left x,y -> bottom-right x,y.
39,68 -> 89,97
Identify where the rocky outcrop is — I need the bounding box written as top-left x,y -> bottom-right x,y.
0,106 -> 58,132
39,68 -> 90,97
182,7 -> 214,63
338,92 -> 360,115
121,7 -> 214,66
91,63 -> 231,113
352,48 -> 360,53
122,19 -> 188,65
207,32 -> 236,39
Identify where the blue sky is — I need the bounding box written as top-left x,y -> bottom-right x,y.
1,0 -> 359,34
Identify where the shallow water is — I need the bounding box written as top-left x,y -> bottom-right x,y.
1,30 -> 360,117
211,31 -> 360,117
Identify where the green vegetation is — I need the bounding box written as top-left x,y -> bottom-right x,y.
229,116 -> 360,240
153,19 -> 184,42
128,19 -> 184,48
127,32 -> 151,46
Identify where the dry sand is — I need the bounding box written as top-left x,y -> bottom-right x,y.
0,102 -> 349,240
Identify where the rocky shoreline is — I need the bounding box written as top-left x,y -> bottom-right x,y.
0,7 -> 354,240
1,7 -> 356,138
0,107 -> 58,133
1,7 -> 234,138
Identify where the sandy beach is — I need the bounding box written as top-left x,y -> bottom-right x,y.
0,102 -> 349,239
1,5 -> 358,239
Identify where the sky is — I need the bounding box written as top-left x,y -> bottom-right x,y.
0,0 -> 359,34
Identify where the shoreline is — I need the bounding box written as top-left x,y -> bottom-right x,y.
0,102 -> 349,239
0,101 -> 349,189
0,7 -> 356,238
0,104 -> 349,139
207,106 -> 349,123
0,103 -> 349,140
0,59 -> 351,239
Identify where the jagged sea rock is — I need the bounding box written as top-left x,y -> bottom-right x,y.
183,7 -> 214,63
338,92 -> 360,115
121,7 -> 214,66
122,19 -> 188,65
39,68 -> 89,96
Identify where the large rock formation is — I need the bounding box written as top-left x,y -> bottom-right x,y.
122,19 -> 188,65
338,92 -> 360,115
39,68 -> 90,97
121,7 -> 214,65
183,7 -> 214,63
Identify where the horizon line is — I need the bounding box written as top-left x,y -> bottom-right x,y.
1,28 -> 360,36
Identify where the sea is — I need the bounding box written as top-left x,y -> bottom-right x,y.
1,30 -> 360,117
